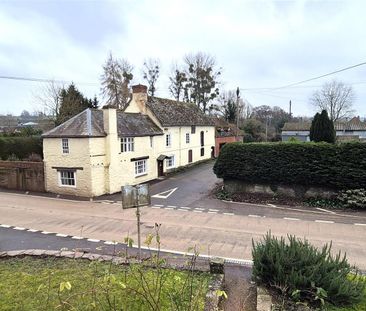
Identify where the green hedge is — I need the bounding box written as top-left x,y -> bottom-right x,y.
0,136 -> 43,160
213,142 -> 366,190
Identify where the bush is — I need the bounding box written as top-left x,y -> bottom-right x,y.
0,136 -> 42,160
338,189 -> 366,209
252,232 -> 366,307
213,142 -> 366,190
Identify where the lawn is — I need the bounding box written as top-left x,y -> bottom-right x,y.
0,256 -> 211,311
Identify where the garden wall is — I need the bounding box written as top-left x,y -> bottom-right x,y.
0,160 -> 45,192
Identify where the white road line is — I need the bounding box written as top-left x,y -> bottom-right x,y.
56,233 -> 68,237
180,206 -> 191,209
151,206 -> 161,209
27,229 -> 39,232
223,212 -> 234,216
104,241 -> 118,245
194,208 -> 205,211
71,236 -> 84,240
167,205 -> 177,208
193,210 -> 203,213
0,224 -> 11,228
209,209 -> 219,212
13,227 -> 25,230
208,211 -> 218,214
87,239 -> 101,243
153,204 -> 164,207
248,214 -> 261,218
267,203 -> 277,207
284,217 -> 300,221
316,207 -> 336,215
315,220 -> 334,224
354,223 -> 366,226
41,231 -> 53,234
178,209 -> 189,212
164,207 -> 174,210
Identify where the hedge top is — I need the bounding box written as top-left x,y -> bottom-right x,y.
213,142 -> 366,190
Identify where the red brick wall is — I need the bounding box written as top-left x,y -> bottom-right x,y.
215,136 -> 240,157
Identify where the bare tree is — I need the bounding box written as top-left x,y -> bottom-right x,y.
310,80 -> 355,122
183,52 -> 221,113
169,63 -> 187,101
33,80 -> 63,118
142,58 -> 160,97
101,52 -> 133,109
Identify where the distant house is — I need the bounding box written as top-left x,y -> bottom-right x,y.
42,84 -> 215,197
282,117 -> 366,142
210,117 -> 244,157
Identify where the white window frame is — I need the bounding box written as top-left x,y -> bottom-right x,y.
135,159 -> 147,176
62,138 -> 69,154
185,133 -> 190,144
121,137 -> 134,152
59,170 -> 76,187
166,155 -> 175,168
166,133 -> 171,147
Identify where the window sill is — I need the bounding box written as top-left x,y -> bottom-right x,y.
135,173 -> 148,178
59,185 -> 76,188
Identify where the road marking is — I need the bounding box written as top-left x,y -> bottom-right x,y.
153,204 -> 164,207
248,214 -> 261,218
13,227 -> 26,230
164,207 -> 174,210
223,212 -> 234,216
151,206 -> 161,209
315,220 -> 334,224
180,206 -> 191,209
167,205 -> 177,208
0,224 -> 11,228
151,187 -> 178,199
193,210 -> 203,213
208,211 -> 218,214
284,217 -> 300,221
41,231 -> 53,234
27,229 -> 39,232
354,223 -> 366,226
194,208 -> 205,211
267,203 -> 277,207
87,239 -> 101,243
104,241 -> 118,245
56,233 -> 68,237
209,209 -> 219,212
71,236 -> 84,240
316,207 -> 336,214
178,209 -> 189,212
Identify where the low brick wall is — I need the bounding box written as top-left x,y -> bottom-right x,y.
0,160 -> 45,192
224,179 -> 337,199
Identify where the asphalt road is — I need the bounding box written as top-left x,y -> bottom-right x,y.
1,161 -> 366,269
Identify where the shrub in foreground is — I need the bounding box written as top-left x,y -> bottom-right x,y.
338,189 -> 366,209
252,232 -> 366,307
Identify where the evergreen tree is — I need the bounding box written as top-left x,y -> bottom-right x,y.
56,84 -> 94,125
310,110 -> 335,143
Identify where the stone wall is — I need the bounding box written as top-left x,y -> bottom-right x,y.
224,179 -> 337,199
0,160 -> 45,192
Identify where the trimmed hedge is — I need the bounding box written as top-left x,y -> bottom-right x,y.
213,142 -> 366,190
0,136 -> 43,160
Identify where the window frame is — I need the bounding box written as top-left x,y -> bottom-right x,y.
200,147 -> 205,157
62,138 -> 69,154
166,155 -> 175,168
166,133 -> 171,147
59,170 -> 76,187
134,159 -> 147,176
185,133 -> 190,144
121,137 -> 135,152
191,125 -> 196,134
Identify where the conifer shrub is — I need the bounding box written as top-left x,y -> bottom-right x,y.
0,136 -> 42,160
252,233 -> 366,307
338,189 -> 366,209
213,142 -> 366,190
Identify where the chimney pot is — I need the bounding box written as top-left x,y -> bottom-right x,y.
132,84 -> 147,94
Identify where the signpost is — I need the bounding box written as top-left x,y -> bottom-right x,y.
121,184 -> 151,261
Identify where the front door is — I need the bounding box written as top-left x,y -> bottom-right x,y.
157,160 -> 164,177
188,150 -> 193,163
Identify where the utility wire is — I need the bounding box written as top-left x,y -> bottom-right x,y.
0,75 -> 98,86
241,61 -> 366,91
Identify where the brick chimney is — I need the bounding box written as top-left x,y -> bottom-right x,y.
132,84 -> 148,114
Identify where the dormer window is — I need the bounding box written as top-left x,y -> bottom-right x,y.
62,138 -> 69,154
121,137 -> 134,152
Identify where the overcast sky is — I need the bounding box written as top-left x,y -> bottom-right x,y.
1,0 -> 365,117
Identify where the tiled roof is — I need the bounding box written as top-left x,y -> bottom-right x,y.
283,118 -> 366,132
209,116 -> 244,137
147,97 -> 215,127
42,109 -> 163,138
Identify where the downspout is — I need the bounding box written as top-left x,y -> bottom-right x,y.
179,126 -> 182,167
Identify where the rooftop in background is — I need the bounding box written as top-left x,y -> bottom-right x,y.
209,116 -> 244,137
